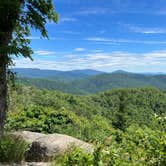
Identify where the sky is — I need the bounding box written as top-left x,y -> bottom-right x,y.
15,0 -> 166,73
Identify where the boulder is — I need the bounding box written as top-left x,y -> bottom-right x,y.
14,131 -> 94,162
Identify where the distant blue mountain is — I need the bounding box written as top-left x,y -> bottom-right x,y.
17,68 -> 166,94
112,70 -> 166,76
13,68 -> 104,81
111,70 -> 130,74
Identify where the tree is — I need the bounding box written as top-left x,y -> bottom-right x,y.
0,0 -> 58,136
112,90 -> 128,130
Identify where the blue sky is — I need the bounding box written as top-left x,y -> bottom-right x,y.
15,0 -> 166,72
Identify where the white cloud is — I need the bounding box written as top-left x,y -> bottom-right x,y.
85,37 -> 166,45
14,50 -> 166,72
74,48 -> 86,52
126,24 -> 166,34
86,37 -> 110,42
34,50 -> 56,56
60,17 -> 77,23
91,50 -> 104,53
76,8 -> 108,15
27,36 -> 64,41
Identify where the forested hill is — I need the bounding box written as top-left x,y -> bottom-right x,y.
17,71 -> 166,94
7,85 -> 166,142
5,85 -> 166,164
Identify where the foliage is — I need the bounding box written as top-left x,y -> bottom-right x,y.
4,85 -> 166,164
0,134 -> 28,163
6,85 -> 166,142
52,124 -> 166,166
97,125 -> 166,166
0,0 -> 58,141
0,0 -> 58,62
52,147 -> 93,166
18,72 -> 166,94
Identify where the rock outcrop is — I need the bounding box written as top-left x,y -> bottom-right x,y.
13,131 -> 94,162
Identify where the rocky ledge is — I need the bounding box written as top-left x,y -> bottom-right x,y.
13,131 -> 94,162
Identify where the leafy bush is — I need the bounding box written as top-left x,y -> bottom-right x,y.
52,125 -> 166,166
5,85 -> 166,164
52,147 -> 93,166
92,125 -> 166,166
0,134 -> 28,163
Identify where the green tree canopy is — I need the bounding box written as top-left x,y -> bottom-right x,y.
0,0 -> 58,135
0,0 -> 58,62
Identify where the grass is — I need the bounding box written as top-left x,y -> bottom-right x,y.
0,133 -> 28,163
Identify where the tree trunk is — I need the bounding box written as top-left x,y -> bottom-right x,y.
0,33 -> 11,137
0,57 -> 7,136
0,1 -> 22,137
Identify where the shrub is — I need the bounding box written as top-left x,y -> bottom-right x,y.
0,134 -> 28,163
52,147 -> 93,166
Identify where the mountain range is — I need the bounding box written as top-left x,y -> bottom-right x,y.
13,68 -> 104,81
15,68 -> 166,94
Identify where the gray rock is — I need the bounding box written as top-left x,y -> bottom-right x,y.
13,131 -> 46,144
14,131 -> 94,162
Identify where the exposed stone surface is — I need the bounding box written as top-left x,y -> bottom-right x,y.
13,131 -> 46,144
13,131 -> 94,162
